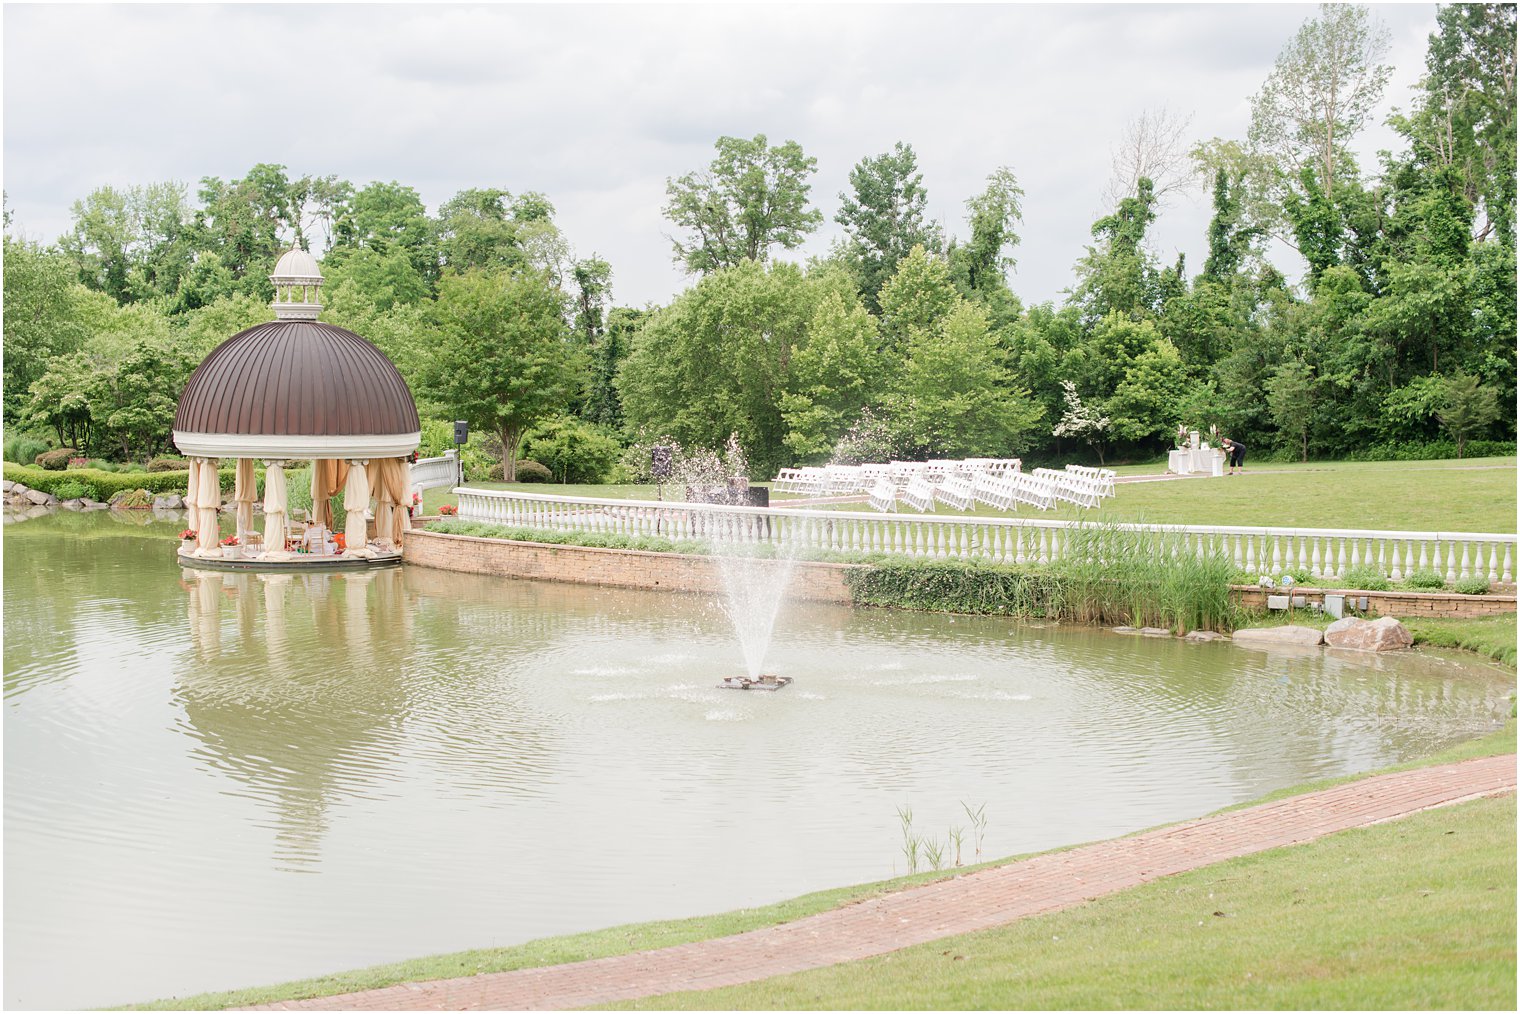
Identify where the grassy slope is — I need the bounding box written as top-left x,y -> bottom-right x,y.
611,794 -> 1516,1011
126,724 -> 1517,1011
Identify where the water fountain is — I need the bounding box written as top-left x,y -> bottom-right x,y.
665,436 -> 797,690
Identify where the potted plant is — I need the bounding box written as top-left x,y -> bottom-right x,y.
179,529 -> 197,541
439,504 -> 458,516
220,534 -> 242,559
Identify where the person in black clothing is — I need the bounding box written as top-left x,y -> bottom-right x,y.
1222,437 -> 1246,475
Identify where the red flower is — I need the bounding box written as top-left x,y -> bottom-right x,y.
438,504 -> 458,516
220,534 -> 240,546
179,529 -> 197,540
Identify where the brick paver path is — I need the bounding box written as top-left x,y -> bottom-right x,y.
256,754 -> 1515,1011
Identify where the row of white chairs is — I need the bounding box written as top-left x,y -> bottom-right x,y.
773,458 -> 1024,496
865,464 -> 1115,515
1031,467 -> 1111,509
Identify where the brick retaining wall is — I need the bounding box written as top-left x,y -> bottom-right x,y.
1231,585 -> 1516,619
404,528 -> 860,603
404,529 -> 1514,619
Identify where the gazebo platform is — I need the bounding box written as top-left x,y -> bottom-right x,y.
176,545 -> 402,572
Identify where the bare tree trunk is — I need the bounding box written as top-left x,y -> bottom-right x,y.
500,425 -> 522,482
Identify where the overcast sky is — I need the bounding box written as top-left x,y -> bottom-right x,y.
3,2 -> 1441,310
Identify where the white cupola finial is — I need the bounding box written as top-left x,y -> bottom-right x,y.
269,247 -> 324,320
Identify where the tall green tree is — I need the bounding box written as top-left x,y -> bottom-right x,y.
330,181 -> 439,288
1248,2 -> 1392,202
877,245 -> 960,350
779,290 -> 882,462
834,142 -> 942,311
1072,177 -> 1159,321
664,134 -> 823,274
892,301 -> 1043,458
61,182 -> 195,304
618,261 -> 818,475
948,167 -> 1024,303
422,269 -> 586,480
1435,370 -> 1501,457
3,237 -> 90,421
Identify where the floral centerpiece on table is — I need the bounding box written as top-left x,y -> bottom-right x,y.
438,504 -> 458,516
178,529 -> 197,540
1176,424 -> 1189,449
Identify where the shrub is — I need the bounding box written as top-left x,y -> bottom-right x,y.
1339,565 -> 1391,591
521,416 -> 622,483
2,463 -> 221,502
111,488 -> 154,508
1453,575 -> 1491,595
3,433 -> 50,466
34,448 -> 77,470
284,464 -> 345,520
1404,568 -> 1446,590
514,460 -> 552,483
1344,439 -> 1517,462
84,458 -> 119,472
53,480 -> 90,501
147,457 -> 185,472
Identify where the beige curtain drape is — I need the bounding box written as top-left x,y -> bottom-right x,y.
365,457 -> 411,548
343,460 -> 371,557
263,462 -> 288,557
195,458 -> 222,555
309,459 -> 350,530
234,458 -> 258,539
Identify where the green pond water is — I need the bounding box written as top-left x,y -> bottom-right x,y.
3,510 -> 1512,1009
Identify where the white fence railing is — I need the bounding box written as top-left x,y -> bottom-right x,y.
450,489 -> 1516,584
412,451 -> 459,493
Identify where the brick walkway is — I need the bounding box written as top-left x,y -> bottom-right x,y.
255,754 -> 1515,1011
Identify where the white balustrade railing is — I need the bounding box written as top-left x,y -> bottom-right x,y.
448,488 -> 1516,584
412,451 -> 459,493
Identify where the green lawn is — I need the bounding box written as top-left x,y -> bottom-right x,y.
427,458 -> 1517,533
610,794 -> 1516,1011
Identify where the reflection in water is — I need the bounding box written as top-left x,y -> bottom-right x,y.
175,567 -> 551,869
2,510 -> 1512,1010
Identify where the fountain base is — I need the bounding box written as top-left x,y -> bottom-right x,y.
718,675 -> 793,692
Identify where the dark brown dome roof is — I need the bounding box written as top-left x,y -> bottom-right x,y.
174,321 -> 419,436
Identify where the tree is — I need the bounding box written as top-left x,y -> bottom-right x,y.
585,306 -> 644,430
1107,338 -> 1191,445
330,181 -> 438,288
1435,370 -> 1500,457
3,236 -> 90,421
617,261 -> 818,476
1072,177 -> 1159,321
834,142 -> 942,310
194,164 -> 303,294
1103,106 -> 1197,209
892,301 -> 1043,458
664,134 -> 823,274
570,257 -> 613,347
24,351 -> 105,451
877,245 -> 960,350
779,290 -> 882,462
1265,356 -> 1318,461
1052,380 -> 1112,464
1248,3 -> 1392,201
61,182 -> 195,304
436,188 -> 521,272
1201,168 -> 1258,282
423,269 -> 586,480
948,167 -> 1024,304
1416,4 -> 1517,244
94,340 -> 194,459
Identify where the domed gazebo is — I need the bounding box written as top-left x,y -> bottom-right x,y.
173,249 -> 421,565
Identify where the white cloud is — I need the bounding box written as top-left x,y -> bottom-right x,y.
2,2 -> 1440,308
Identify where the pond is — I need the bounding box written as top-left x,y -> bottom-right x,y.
3,510 -> 1511,1009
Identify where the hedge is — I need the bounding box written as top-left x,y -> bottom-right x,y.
3,463 -> 235,502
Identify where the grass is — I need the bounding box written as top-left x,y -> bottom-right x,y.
608,794 -> 1516,1011
429,458 -> 1516,533
1402,614 -> 1518,668
126,722 -> 1518,1011
802,457 -> 1518,533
